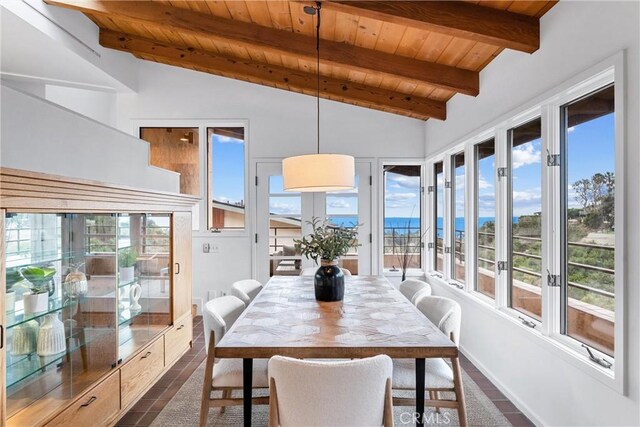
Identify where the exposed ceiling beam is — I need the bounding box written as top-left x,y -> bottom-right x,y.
324,1 -> 540,53
44,0 -> 479,96
99,30 -> 447,121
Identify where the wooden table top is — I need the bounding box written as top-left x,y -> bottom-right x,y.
215,275 -> 458,359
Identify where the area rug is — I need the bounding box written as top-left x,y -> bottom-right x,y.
151,361 -> 511,426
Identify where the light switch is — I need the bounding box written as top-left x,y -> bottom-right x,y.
203,243 -> 210,253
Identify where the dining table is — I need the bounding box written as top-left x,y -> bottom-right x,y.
215,275 -> 459,427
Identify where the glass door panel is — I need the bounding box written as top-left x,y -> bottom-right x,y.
117,214 -> 171,361
4,213 -> 117,418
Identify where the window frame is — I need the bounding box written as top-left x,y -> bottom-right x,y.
423,53 -> 625,392
379,160 -> 426,275
450,150 -> 466,285
133,119 -> 250,236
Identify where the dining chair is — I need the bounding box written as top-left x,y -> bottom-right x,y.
391,295 -> 467,426
200,296 -> 269,426
268,355 -> 394,427
398,279 -> 431,303
230,279 -> 263,306
411,286 -> 432,305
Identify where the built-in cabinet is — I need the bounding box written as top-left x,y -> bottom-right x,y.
0,168 -> 197,426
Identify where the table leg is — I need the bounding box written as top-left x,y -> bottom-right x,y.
416,358 -> 425,426
243,358 -> 253,427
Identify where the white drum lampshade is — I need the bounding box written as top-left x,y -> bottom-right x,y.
283,154 -> 355,192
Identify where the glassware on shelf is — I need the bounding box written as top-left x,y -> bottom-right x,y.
63,263 -> 88,298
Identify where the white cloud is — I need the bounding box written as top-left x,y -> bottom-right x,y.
385,192 -> 417,202
478,172 -> 492,190
387,174 -> 420,189
269,202 -> 300,215
216,135 -> 244,144
568,126 -> 576,133
328,199 -> 350,209
512,144 -> 541,169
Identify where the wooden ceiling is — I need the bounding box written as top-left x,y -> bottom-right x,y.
46,1 -> 557,121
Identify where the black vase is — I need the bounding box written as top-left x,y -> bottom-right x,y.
314,261 -> 344,302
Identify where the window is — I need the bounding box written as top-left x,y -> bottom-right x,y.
327,177 -> 360,274
508,118 -> 543,320
86,215 -> 118,254
434,162 -> 444,273
268,175 -> 302,277
561,85 -> 615,356
475,139 -> 496,298
139,127 -> 200,196
207,127 -> 246,231
142,214 -> 170,255
452,153 -> 465,283
383,165 -> 422,271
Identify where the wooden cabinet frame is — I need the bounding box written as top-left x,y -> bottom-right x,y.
0,168 -> 198,426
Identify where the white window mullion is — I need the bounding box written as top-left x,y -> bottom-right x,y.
542,104 -> 560,336
465,145 -> 476,293
495,127 -> 509,309
443,154 -> 453,280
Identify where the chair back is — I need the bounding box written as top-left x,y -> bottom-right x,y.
416,295 -> 462,344
268,355 -> 392,427
230,279 -> 263,305
411,286 -> 432,305
399,279 -> 431,302
340,268 -> 352,276
203,295 -> 245,352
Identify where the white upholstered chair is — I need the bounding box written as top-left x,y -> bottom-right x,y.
411,286 -> 432,305
200,296 -> 269,426
398,279 -> 431,303
230,279 -> 263,306
268,355 -> 394,427
392,295 -> 467,426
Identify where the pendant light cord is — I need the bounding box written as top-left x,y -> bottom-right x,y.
315,1 -> 321,155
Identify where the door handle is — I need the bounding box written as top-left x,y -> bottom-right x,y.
0,325 -> 3,349
175,262 -> 180,275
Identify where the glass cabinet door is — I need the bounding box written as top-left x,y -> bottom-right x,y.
4,213 -> 117,418
117,214 -> 171,361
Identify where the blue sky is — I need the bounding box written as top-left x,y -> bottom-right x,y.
212,134 -> 245,206
475,113 -> 614,218
217,113 -> 614,220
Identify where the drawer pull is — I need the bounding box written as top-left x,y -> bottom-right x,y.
176,325 -> 185,330
80,396 -> 97,407
141,351 -> 152,359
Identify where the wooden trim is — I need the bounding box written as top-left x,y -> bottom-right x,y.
100,30 -> 447,121
325,1 -> 540,53
45,0 -> 478,96
214,345 -> 457,359
0,168 -> 198,212
0,211 -> 5,423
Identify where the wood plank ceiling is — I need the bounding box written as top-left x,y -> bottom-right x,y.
46,1 -> 557,121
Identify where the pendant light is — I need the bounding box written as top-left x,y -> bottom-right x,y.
282,2 -> 355,192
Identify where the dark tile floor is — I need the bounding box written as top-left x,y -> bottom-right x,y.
116,316 -> 534,427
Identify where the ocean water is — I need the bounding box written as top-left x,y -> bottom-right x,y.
329,216 -> 507,237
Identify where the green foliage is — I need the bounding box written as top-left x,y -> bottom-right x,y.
20,266 -> 56,294
572,172 -> 615,231
118,247 -> 138,268
295,217 -> 360,264
5,268 -> 23,292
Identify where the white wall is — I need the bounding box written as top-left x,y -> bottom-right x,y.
45,85 -> 117,127
0,84 -> 180,193
116,61 -> 426,310
424,1 -> 639,426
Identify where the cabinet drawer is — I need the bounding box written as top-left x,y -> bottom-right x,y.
47,372 -> 120,427
165,313 -> 193,366
120,338 -> 165,408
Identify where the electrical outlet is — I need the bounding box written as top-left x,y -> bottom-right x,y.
203,243 -> 210,253
210,243 -> 220,253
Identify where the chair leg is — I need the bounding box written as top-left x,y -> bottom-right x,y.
220,390 -> 231,414
430,390 -> 441,413
451,357 -> 468,427
199,331 -> 217,427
